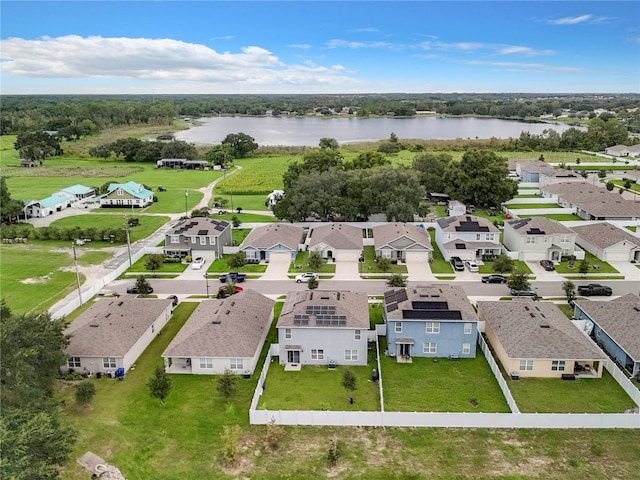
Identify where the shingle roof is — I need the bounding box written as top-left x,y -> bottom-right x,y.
542,182 -> 640,218
239,223 -> 303,251
436,215 -> 500,233
507,217 -> 575,236
308,223 -> 363,250
570,222 -> 640,249
65,298 -> 173,357
168,217 -> 230,237
162,289 -> 274,358
574,294 -> 640,361
443,240 -> 501,251
372,223 -> 432,251
517,160 -> 554,174
384,285 -> 478,323
277,290 -> 369,329
478,301 -> 605,360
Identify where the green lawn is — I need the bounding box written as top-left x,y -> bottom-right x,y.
50,214 -> 171,243
259,347 -> 381,411
143,189 -> 204,214
505,203 -> 560,209
360,246 -> 408,273
554,250 -> 618,274
610,179 -> 640,194
212,194 -> 272,212
215,212 -> 278,223
521,213 -> 585,221
627,226 -> 637,232
288,250 -> 337,273
0,244 -> 82,314
216,155 -> 296,195
369,303 -> 385,329
508,370 -> 636,413
232,228 -> 252,245
379,339 -> 510,413
427,229 -> 454,274
127,255 -> 188,274
77,250 -> 113,266
478,260 -> 533,275
206,255 -> 268,274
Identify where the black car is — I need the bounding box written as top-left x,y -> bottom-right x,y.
540,260 -> 555,271
481,274 -> 507,284
126,285 -> 154,294
450,256 -> 465,271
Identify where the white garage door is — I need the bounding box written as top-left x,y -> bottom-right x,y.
603,249 -> 631,262
335,250 -> 362,262
406,251 -> 431,263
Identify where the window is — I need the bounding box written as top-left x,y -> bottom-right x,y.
67,357 -> 81,368
476,233 -> 481,240
230,358 -> 243,370
200,236 -> 206,245
464,323 -> 472,334
199,358 -> 213,369
190,236 -> 196,244
425,322 -> 440,334
561,235 -> 570,243
116,188 -> 123,196
170,235 -> 179,244
551,360 -> 565,371
526,236 -> 536,245
462,343 -> 471,354
519,359 -> 534,371
423,342 -> 437,354
103,357 -> 116,369
344,350 -> 358,361
485,234 -> 494,241
209,237 -> 216,245
354,329 -> 361,340
284,328 -> 292,339
395,322 -> 402,333
311,349 -> 324,360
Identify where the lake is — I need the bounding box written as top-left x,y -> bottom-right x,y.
173,116 -> 580,147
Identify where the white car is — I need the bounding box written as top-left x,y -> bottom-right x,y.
295,272 -> 319,283
465,260 -> 479,272
191,257 -> 206,270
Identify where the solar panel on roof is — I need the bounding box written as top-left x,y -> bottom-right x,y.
396,289 -> 407,302
197,229 -> 208,235
387,302 -> 398,312
403,310 -> 462,320
412,301 -> 449,310
214,224 -> 225,231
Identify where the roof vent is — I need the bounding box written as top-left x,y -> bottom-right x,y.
320,296 -> 330,300
231,301 -> 235,306
226,310 -> 230,315
540,324 -> 550,328
89,323 -> 99,327
211,320 -> 221,324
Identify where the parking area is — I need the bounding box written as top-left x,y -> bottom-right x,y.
259,252 -> 292,280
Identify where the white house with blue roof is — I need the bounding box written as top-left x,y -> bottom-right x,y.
56,184 -> 96,200
24,193 -> 75,218
99,181 -> 154,208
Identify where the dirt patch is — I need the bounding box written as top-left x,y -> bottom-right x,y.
21,275 -> 50,284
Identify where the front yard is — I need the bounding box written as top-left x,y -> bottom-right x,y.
206,255 -> 268,274
288,250 -> 336,273
360,245 -> 408,273
554,250 -> 618,274
379,339 -> 510,413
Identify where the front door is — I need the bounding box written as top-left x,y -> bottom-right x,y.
287,350 -> 300,364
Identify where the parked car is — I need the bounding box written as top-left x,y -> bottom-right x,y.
465,260 -> 479,272
217,285 -> 243,298
295,272 -> 319,283
577,284 -> 612,296
191,257 -> 206,270
540,260 -> 555,271
167,295 -> 179,306
126,285 -> 154,294
450,256 -> 465,271
510,288 -> 537,296
219,272 -> 246,283
481,274 -> 507,284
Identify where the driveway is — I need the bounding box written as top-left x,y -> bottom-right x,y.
332,259 -> 360,281
406,259 -> 436,282
177,251 -> 219,280
259,252 -> 292,281
526,260 -> 562,281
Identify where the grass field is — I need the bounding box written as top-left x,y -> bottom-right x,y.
77,250 -> 113,266
143,189 -> 204,214
50,214 -> 171,243
478,260 -> 533,275
206,255 -> 268,274
505,203 -> 560,209
508,370 -> 635,413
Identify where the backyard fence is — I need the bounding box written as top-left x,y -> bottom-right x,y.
477,334 -> 520,414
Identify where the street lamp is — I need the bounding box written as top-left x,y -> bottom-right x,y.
71,241 -> 83,305
185,190 -> 189,217
204,273 -> 210,298
122,217 -> 132,267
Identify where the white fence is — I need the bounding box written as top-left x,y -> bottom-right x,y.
604,358 -> 640,406
477,334 -> 520,414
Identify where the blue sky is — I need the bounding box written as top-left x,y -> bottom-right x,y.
1,1 -> 638,94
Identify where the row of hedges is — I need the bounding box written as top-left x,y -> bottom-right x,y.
0,224 -> 127,243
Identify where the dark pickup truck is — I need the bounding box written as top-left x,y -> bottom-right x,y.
219,272 -> 246,283
577,284 -> 612,296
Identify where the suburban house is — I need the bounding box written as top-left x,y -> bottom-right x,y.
570,222 -> 640,263
573,294 -> 640,378
239,223 -> 304,263
163,217 -> 231,259
276,290 -> 369,366
63,297 -> 174,375
307,223 -> 363,261
503,217 -> 579,261
515,160 -> 553,183
538,168 -> 582,188
57,184 -> 96,200
383,285 -> 479,361
540,182 -> 640,221
435,215 -> 502,261
605,144 -> 640,158
478,300 -> 605,378
99,181 -> 154,208
372,223 -> 432,262
266,189 -> 284,207
162,289 -> 274,375
23,192 -> 75,218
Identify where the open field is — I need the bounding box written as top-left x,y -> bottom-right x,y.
77,250 -> 113,266
50,214 -> 171,243
379,339 -> 510,413
508,370 -> 636,413
143,189 -> 204,214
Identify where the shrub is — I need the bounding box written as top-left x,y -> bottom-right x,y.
75,381 -> 96,406
327,438 -> 343,465
220,425 -> 242,464
265,419 -> 286,450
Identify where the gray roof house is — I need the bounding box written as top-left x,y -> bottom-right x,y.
372,223 -> 433,262
573,294 -> 640,377
478,300 -> 605,378
63,297 -> 174,374
503,217 -> 578,261
277,290 -> 369,366
605,144 -> 640,158
541,182 -> 640,221
307,223 -> 363,261
164,217 -> 232,259
570,222 -> 640,263
435,215 -> 502,261
162,289 -> 274,375
239,223 -> 304,263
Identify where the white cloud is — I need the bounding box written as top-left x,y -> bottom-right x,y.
546,14 -> 611,26
327,39 -> 395,49
288,44 -> 311,49
462,60 -> 585,73
0,35 -> 358,87
349,28 -> 380,33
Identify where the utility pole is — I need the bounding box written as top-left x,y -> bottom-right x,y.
72,241 -> 83,305
204,273 -> 210,298
185,190 -> 189,217
123,217 -> 132,267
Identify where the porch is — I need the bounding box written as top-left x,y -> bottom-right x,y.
164,357 -> 192,374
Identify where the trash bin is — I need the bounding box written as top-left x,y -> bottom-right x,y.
510,371 -> 519,380
96,372 -> 102,379
372,369 -> 379,382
